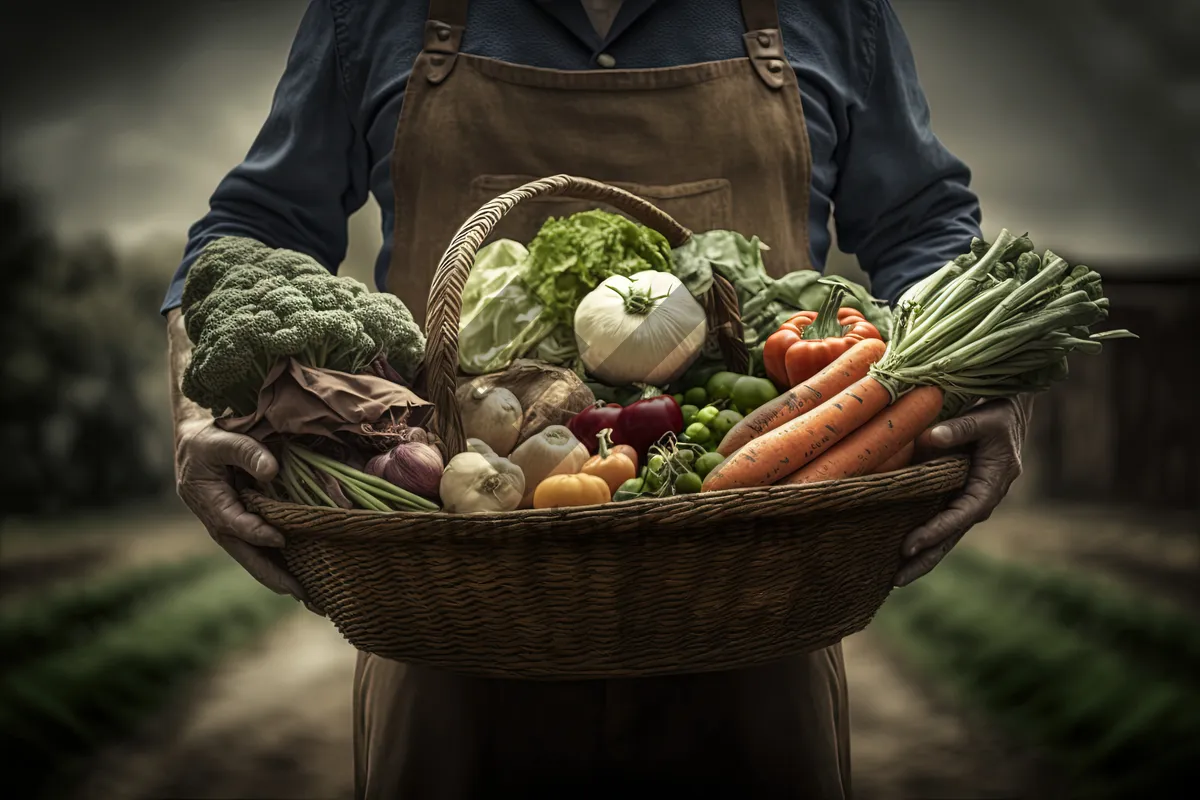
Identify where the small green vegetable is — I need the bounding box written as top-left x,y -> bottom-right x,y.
730,376 -> 778,413
672,393 -> 685,405
694,451 -> 726,479
680,404 -> 700,425
614,477 -> 646,501
683,387 -> 707,406
677,449 -> 696,465
695,406 -> 719,426
710,409 -> 743,439
684,422 -> 711,443
648,454 -> 665,473
705,371 -> 741,401
674,471 -> 703,493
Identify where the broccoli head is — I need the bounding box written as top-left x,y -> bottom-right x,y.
180,236 -> 426,416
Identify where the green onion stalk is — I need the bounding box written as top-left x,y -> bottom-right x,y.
871,229 -> 1138,420
273,440 -> 439,512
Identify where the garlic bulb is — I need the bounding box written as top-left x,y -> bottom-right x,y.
438,452 -> 525,514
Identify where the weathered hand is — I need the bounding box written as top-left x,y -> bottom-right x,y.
894,394 -> 1035,587
175,420 -> 322,613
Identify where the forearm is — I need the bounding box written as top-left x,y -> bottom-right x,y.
167,308 -> 212,438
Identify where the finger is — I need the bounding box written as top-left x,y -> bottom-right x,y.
208,433 -> 279,482
927,412 -> 981,449
205,481 -> 287,548
219,535 -> 310,602
894,537 -> 956,587
901,489 -> 983,558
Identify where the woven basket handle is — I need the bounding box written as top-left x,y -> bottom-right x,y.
423,174 -> 749,456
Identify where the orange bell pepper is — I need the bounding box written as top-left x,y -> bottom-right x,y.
762,283 -> 883,389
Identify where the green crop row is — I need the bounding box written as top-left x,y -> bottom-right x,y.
0,562 -> 297,798
0,554 -> 227,672
874,550 -> 1200,798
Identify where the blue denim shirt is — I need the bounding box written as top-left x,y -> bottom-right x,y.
162,0 -> 981,313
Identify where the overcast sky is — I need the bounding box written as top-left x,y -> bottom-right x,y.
2,0 -> 1197,283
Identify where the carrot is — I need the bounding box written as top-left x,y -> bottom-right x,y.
701,373 -> 893,491
716,337 -> 887,457
780,386 -> 944,485
873,440 -> 915,474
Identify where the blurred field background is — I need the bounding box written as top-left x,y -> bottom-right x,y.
1,1 -> 1198,798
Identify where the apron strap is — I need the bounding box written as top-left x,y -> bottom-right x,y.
740,0 -> 787,90
423,0 -> 468,85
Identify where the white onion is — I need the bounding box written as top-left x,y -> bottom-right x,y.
573,270 -> 708,386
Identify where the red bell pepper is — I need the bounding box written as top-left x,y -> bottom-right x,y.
567,389 -> 683,458
611,387 -> 684,459
567,401 -> 624,455
762,282 -> 883,389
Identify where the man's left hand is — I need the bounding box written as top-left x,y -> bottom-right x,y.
894,393 -> 1035,587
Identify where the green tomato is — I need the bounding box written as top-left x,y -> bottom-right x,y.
645,470 -> 663,491
694,451 -> 726,479
648,454 -> 665,473
677,448 -> 696,465
731,376 -> 778,413
684,422 -> 712,443
672,393 -> 685,406
710,409 -> 744,439
680,404 -> 700,426
705,371 -> 742,401
683,387 -> 708,407
674,471 -> 703,494
695,405 -> 720,426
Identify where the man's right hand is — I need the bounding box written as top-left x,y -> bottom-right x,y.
174,419 -> 317,610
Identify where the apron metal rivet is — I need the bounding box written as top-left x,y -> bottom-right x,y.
767,60 -> 783,74
757,33 -> 771,48
436,27 -> 451,41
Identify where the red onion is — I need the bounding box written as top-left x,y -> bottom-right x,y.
365,441 -> 444,499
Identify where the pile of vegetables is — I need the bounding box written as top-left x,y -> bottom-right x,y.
181,237 -> 439,512
702,230 -> 1136,491
184,213 -> 1133,517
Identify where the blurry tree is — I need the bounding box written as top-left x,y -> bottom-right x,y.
0,187 -> 174,515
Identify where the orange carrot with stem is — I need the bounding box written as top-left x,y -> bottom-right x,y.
702,373 -> 895,491
717,338 -> 887,457
873,440 -> 916,474
781,386 -> 944,485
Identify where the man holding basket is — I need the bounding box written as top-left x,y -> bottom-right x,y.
166,1 -> 1033,796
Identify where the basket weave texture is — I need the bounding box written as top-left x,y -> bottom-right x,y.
243,175 -> 970,679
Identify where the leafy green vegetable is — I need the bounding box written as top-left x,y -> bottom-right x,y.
522,210 -> 673,327
457,239 -> 559,375
670,230 -> 893,377
181,237 -> 425,415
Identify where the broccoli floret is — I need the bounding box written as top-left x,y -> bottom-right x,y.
180,236 -> 426,415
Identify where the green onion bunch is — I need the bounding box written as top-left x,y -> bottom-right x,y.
269,442 -> 438,512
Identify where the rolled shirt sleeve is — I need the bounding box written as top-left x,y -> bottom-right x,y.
831,0 -> 982,305
161,0 -> 368,314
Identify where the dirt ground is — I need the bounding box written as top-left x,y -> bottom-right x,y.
5,498 -> 1194,800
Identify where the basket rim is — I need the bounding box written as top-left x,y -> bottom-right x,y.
245,456 -> 969,541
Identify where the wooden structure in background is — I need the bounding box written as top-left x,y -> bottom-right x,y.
1029,274 -> 1199,509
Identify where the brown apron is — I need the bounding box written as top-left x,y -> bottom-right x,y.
363,0 -> 850,797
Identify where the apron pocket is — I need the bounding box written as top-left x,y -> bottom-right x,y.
468,174 -> 734,246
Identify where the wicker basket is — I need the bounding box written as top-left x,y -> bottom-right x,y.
243,175 -> 970,679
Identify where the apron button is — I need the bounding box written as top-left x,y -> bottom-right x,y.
436,26 -> 451,42
596,53 -> 617,68
757,32 -> 772,48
